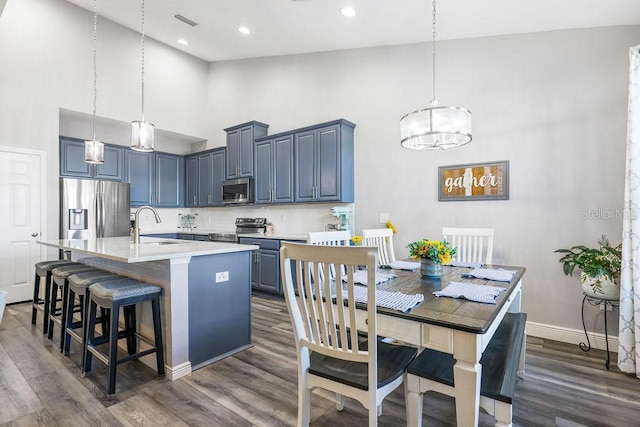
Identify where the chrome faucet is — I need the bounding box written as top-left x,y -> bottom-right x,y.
132,205 -> 162,244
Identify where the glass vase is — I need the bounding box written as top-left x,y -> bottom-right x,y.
421,259 -> 443,278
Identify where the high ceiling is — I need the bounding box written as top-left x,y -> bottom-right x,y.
65,0 -> 640,62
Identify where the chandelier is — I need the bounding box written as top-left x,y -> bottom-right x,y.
400,0 -> 472,150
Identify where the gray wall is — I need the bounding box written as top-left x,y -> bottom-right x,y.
1,0 -> 638,339
206,26 -> 640,336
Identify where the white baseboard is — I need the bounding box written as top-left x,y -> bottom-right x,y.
526,321 -> 619,352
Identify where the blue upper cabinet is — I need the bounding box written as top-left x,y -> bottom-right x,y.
255,134 -> 294,204
294,120 -> 355,203
188,147 -> 226,207
125,150 -> 154,206
210,148 -> 226,205
156,153 -> 184,208
60,137 -> 124,181
125,151 -> 183,208
225,121 -> 269,180
185,154 -> 198,207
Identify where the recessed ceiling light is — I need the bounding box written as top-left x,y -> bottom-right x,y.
340,7 -> 356,17
238,26 -> 251,35
177,39 -> 189,46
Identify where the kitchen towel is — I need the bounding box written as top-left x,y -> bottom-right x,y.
335,285 -> 424,313
385,260 -> 421,271
449,260 -> 484,268
433,281 -> 507,304
463,267 -> 517,282
344,270 -> 397,286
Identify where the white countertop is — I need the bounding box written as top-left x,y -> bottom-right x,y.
143,229 -> 308,241
38,237 -> 258,264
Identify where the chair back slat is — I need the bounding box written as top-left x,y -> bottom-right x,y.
281,242 -> 377,363
442,227 -> 494,264
307,231 -> 351,281
362,228 -> 396,266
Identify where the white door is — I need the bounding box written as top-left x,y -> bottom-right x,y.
0,147 -> 45,303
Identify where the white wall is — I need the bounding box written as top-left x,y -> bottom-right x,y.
0,0 -> 209,242
206,26 -> 640,335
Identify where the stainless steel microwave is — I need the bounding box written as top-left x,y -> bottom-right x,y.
221,178 -> 254,205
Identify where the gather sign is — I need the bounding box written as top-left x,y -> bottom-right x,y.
438,161 -> 509,201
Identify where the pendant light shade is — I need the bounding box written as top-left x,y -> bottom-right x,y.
131,120 -> 155,152
400,0 -> 471,150
400,104 -> 472,150
85,138 -> 105,163
84,0 -> 104,164
131,0 -> 154,152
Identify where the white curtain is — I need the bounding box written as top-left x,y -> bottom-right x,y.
620,45 -> 640,377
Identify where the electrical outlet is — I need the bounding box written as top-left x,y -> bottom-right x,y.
379,213 -> 389,223
216,271 -> 229,283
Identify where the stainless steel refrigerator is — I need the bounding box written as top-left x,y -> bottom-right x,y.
60,178 -> 131,239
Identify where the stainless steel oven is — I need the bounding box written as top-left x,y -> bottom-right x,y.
208,217 -> 266,242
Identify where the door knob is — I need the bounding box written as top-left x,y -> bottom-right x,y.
31,232 -> 39,237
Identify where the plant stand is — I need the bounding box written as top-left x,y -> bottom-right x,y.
580,293 -> 619,370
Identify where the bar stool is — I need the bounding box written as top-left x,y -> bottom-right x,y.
84,278 -> 165,398
64,270 -> 126,369
48,264 -> 98,350
32,260 -> 78,334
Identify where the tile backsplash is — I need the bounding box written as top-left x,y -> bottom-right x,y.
132,203 -> 355,235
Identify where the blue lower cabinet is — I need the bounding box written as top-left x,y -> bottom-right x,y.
238,238 -> 287,293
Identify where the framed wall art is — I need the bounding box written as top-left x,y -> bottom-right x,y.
438,160 -> 509,201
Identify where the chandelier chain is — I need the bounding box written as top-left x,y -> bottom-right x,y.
92,0 -> 98,139
432,0 -> 437,104
141,0 -> 146,121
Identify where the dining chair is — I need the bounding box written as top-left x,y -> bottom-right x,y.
307,230 -> 351,281
362,228 -> 396,266
280,242 -> 417,427
442,227 -> 494,264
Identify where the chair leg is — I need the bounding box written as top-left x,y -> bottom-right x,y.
84,300 -> 98,375
107,303 -> 120,398
42,272 -> 52,334
63,287 -> 76,355
124,306 -> 137,355
335,393 -> 344,411
47,279 -> 59,340
297,381 -> 311,427
151,297 -> 165,377
59,280 -> 70,352
31,272 -> 40,325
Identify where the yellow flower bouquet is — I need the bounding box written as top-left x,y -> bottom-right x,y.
407,239 -> 456,265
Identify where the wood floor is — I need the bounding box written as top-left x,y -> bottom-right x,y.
1,293 -> 639,426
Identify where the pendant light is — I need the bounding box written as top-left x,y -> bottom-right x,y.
400,0 -> 472,150
131,0 -> 154,152
84,0 -> 104,164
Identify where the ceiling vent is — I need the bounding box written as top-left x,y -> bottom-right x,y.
174,14 -> 198,27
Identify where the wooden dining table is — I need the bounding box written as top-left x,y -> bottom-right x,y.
355,264 -> 526,427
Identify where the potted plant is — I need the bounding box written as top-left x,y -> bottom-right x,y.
555,235 -> 622,299
407,239 -> 456,278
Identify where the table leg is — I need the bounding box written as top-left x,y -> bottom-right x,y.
453,332 -> 481,427
579,294 -> 592,352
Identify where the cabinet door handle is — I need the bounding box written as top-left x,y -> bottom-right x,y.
208,195 -> 211,204
193,196 -> 196,205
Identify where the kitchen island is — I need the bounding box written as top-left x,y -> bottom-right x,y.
38,236 -> 258,380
